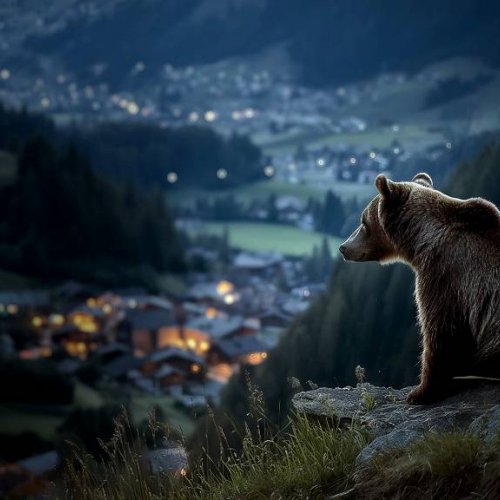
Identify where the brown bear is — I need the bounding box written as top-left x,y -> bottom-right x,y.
339,172 -> 500,404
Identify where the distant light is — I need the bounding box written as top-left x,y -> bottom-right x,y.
369,151 -> 376,159
392,124 -> 400,132
50,314 -> 64,326
189,111 -> 199,122
393,147 -> 400,155
216,280 -> 234,295
216,168 -> 228,180
224,293 -> 236,305
261,352 -> 268,359
288,163 -> 296,171
187,338 -> 196,350
243,108 -> 256,119
199,340 -> 210,352
446,142 -> 452,150
40,97 -> 50,108
134,61 -> 146,73
128,299 -> 138,308
232,110 -> 242,120
350,157 -> 357,165
32,316 -> 43,328
87,298 -> 97,307
0,69 -> 10,80
264,165 -> 275,177
191,364 -> 201,373
317,158 -> 325,167
102,304 -> 113,314
204,110 -> 217,122
167,172 -> 178,184
6,304 -> 18,315
127,102 -> 140,115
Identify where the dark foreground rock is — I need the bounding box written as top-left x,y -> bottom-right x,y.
292,382 -> 500,469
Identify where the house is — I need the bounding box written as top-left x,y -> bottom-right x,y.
153,364 -> 184,387
259,309 -> 293,329
143,347 -> 205,380
67,305 -> 105,334
209,336 -> 268,366
122,309 -> 177,354
183,315 -> 252,344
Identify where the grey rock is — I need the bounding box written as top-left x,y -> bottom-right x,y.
468,404 -> 500,443
292,382 -> 500,470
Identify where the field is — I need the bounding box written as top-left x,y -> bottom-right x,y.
0,382 -> 196,441
191,222 -> 343,256
170,178 -> 374,211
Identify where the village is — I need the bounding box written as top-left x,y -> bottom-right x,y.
0,247 -> 324,412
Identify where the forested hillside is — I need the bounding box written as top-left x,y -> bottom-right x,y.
80,123 -> 263,189
29,0 -> 500,87
219,142 -> 500,423
0,106 -> 184,286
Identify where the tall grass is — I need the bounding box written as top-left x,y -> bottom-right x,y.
56,381 -> 369,500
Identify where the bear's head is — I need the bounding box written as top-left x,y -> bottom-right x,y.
339,172 -> 434,263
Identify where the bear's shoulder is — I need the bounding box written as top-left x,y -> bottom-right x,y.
453,197 -> 500,233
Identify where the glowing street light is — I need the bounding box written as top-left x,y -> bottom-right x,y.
217,168 -> 228,180
204,110 -> 217,122
167,172 -> 178,184
264,166 -> 275,177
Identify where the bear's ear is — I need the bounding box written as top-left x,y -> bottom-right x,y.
375,174 -> 394,199
412,172 -> 433,189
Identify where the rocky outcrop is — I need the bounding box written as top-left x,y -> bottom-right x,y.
292,382 -> 500,469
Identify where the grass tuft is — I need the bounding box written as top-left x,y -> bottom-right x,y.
358,432 -> 500,499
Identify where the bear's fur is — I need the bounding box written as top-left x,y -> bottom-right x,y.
339,173 -> 500,404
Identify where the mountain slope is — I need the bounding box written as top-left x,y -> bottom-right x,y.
25,0 -> 500,87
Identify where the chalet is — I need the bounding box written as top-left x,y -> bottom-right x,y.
143,347 -> 205,380
153,364 -> 184,387
122,309 -> 177,354
209,336 -> 268,366
233,252 -> 283,273
259,309 -> 293,329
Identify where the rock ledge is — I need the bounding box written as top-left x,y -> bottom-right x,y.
292,383 -> 500,467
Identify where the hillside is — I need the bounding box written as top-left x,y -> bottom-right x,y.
0,106 -> 184,287
24,0 -> 500,88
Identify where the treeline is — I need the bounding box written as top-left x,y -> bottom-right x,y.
218,141 -> 500,424
80,123 -> 263,190
0,105 -> 184,286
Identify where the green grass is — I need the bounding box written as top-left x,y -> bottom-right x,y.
190,222 -> 343,256
73,382 -> 105,409
130,392 -> 196,437
358,432 -> 500,499
57,410 -> 369,500
0,405 -> 64,440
